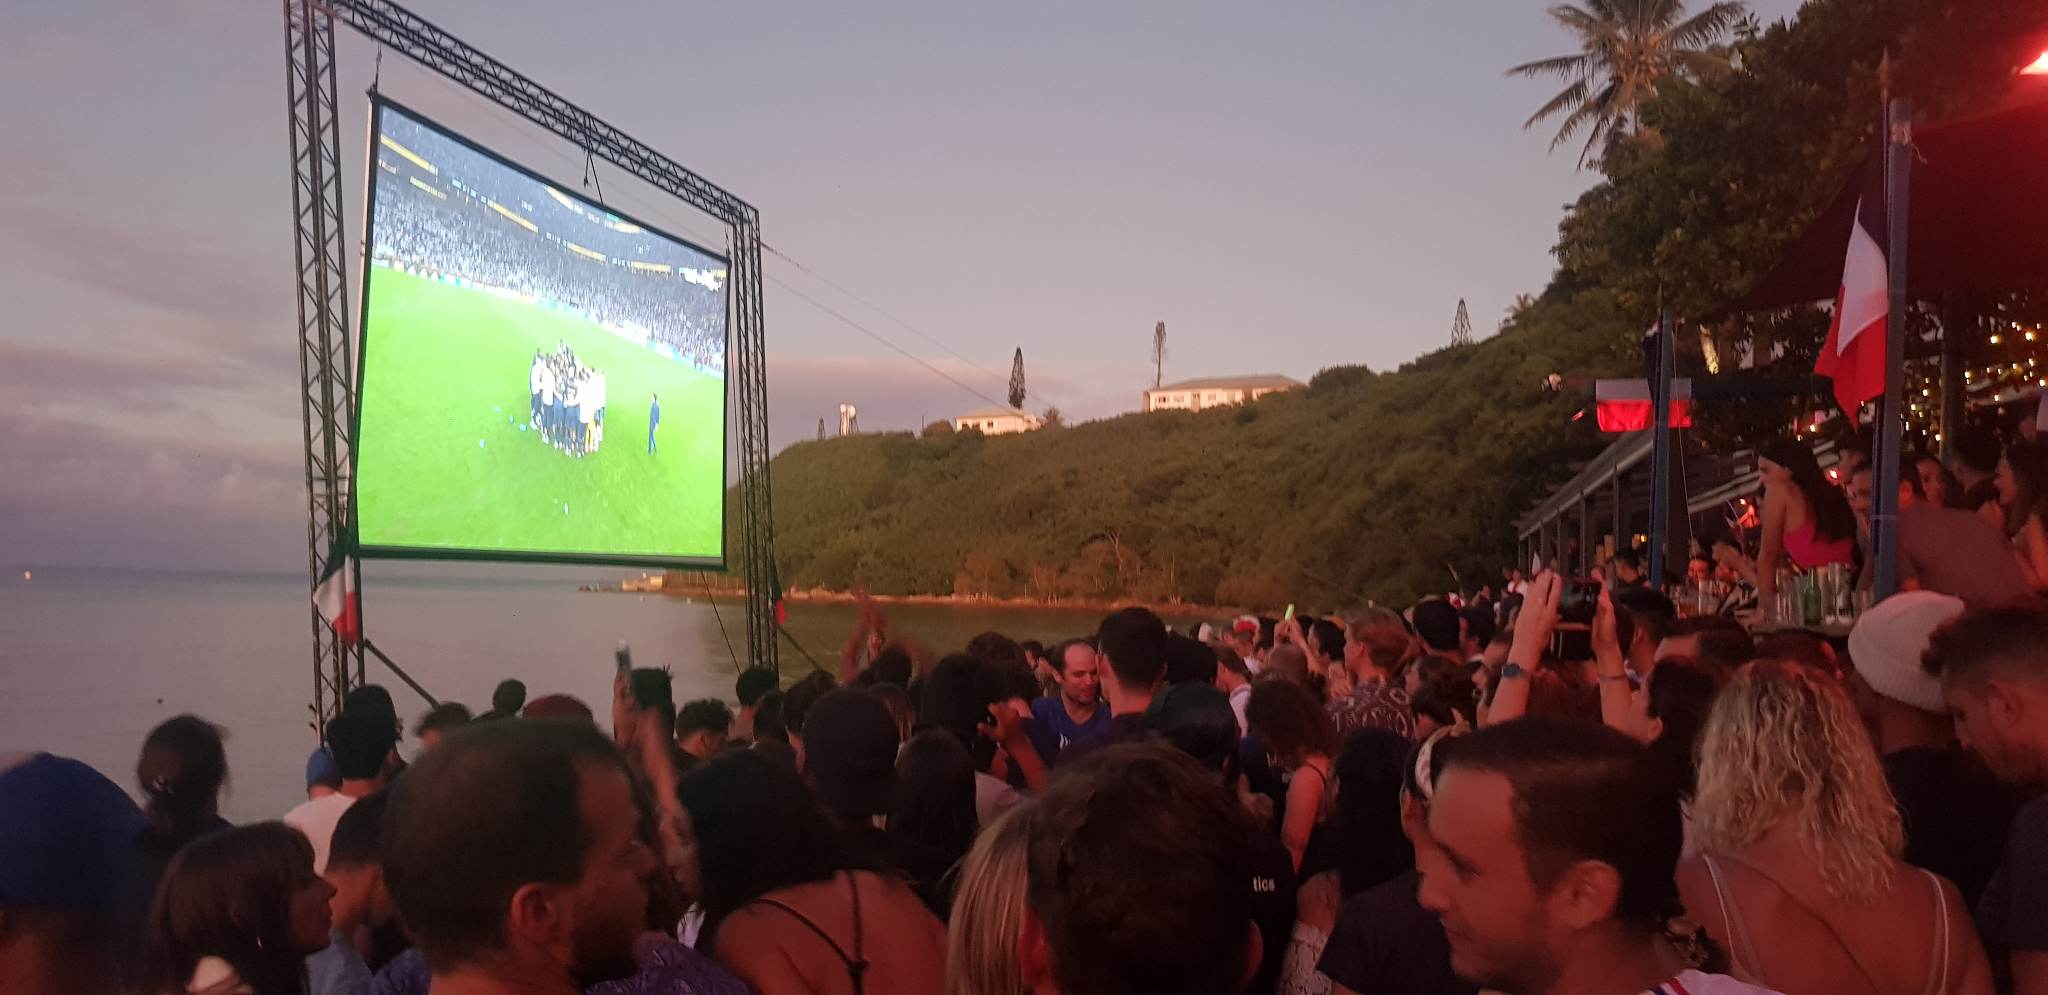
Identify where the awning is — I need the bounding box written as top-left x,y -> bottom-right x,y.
1726,85 -> 2048,313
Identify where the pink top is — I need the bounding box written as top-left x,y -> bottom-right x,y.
1782,517 -> 1855,570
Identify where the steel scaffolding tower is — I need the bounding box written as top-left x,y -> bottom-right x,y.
282,0 -> 779,732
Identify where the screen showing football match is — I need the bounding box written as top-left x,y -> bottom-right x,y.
354,101 -> 728,566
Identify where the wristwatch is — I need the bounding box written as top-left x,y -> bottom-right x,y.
1500,662 -> 1526,680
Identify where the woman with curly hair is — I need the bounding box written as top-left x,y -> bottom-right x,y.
1246,679 -> 1341,873
1678,659 -> 1993,995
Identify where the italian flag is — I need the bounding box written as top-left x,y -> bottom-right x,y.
313,543 -> 360,644
1816,165 -> 1889,416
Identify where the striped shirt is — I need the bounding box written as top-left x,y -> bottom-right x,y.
1645,969 -> 1786,995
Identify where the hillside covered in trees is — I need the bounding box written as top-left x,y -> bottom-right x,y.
758,0 -> 2042,608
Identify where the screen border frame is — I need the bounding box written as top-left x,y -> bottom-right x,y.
350,93 -> 731,571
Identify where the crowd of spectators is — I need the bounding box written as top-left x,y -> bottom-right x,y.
23,421 -> 2048,995
371,119 -> 725,375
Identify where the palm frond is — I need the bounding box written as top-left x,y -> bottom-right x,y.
1581,0 -> 1629,23
1624,0 -> 1674,38
1577,113 -> 1623,169
1549,5 -> 1614,40
1523,79 -> 1592,129
1507,53 -> 1591,79
1548,92 -> 1606,150
1666,1 -> 1748,50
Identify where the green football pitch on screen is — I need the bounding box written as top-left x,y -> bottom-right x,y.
353,101 -> 727,566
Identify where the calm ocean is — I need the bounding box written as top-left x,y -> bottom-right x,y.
0,564 -> 1203,821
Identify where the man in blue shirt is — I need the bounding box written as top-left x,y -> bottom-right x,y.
1030,638 -> 1109,766
647,393 -> 661,454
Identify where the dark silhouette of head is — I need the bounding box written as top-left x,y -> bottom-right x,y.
413,703 -> 472,748
675,749 -> 853,941
734,667 -> 780,708
1164,633 -> 1219,685
1096,608 -> 1168,702
491,680 -> 528,716
136,715 -> 228,845
326,712 -> 397,783
920,653 -> 1005,770
890,730 -> 979,867
1410,601 -> 1462,656
1023,743 -> 1258,995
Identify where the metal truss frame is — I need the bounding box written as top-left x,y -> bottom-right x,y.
283,0 -> 778,732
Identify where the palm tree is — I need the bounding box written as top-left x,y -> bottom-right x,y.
1508,0 -> 1748,168
1501,293 -> 1538,329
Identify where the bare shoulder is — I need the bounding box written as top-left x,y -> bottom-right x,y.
1290,870 -> 1342,933
1673,855 -> 1722,928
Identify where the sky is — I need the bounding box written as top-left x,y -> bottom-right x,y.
0,0 -> 1806,571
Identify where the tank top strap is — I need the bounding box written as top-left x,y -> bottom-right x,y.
1702,854 -> 1766,983
741,872 -> 871,995
1922,869 -> 1949,995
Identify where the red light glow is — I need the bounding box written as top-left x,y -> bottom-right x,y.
2026,50 -> 2048,75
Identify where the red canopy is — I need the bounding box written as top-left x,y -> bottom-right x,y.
1727,85 -> 2048,312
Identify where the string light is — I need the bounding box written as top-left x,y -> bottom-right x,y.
1890,319 -> 2048,449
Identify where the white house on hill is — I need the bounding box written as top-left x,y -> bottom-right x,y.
1143,374 -> 1304,413
954,406 -> 1042,435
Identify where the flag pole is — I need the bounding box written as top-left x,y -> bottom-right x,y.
1648,309 -> 1675,586
1872,97 -> 1912,597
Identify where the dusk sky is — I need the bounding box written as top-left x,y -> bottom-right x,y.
0,0 -> 1805,571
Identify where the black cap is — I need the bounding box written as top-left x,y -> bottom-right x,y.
802,689 -> 900,821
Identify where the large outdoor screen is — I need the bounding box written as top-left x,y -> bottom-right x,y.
354,100 -> 727,567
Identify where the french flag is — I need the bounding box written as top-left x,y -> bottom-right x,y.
1816,165 -> 1888,416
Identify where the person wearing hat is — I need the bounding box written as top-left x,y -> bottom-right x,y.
304,745 -> 341,801
1846,591 -> 2015,908
0,752 -> 146,995
804,689 -> 956,916
1227,615 -> 1265,676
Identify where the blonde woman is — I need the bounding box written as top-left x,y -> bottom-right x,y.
1678,659 -> 1993,995
947,806 -> 1033,995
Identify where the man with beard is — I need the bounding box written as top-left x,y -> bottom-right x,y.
380,720 -> 658,995
1417,719 -> 1782,995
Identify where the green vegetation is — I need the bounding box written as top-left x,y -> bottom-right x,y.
767,290 -> 1628,608
357,268 -> 724,560
761,0 -> 2043,607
